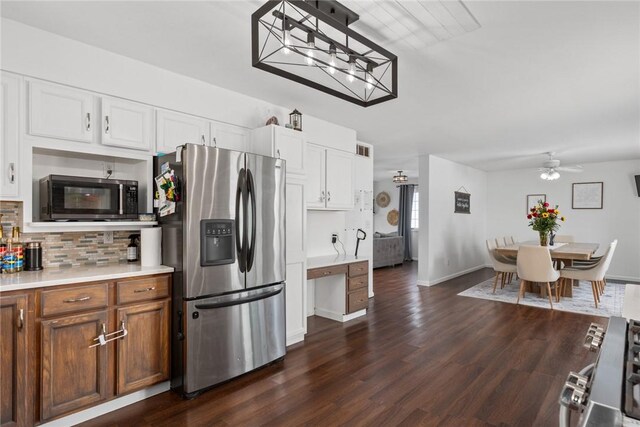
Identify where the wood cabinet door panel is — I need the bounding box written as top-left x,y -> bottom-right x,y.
307,264 -> 348,280
348,261 -> 368,278
0,294 -> 29,427
117,300 -> 169,394
40,311 -> 108,420
348,275 -> 368,292
347,289 -> 368,314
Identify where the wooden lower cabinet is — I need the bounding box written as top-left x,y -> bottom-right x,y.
0,293 -> 32,427
117,300 -> 170,394
40,310 -> 109,421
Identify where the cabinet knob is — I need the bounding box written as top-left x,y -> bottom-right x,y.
327,191 -> 331,202
8,162 -> 15,184
104,115 -> 110,134
17,308 -> 24,331
320,190 -> 325,202
201,134 -> 205,145
276,149 -> 281,158
86,112 -> 91,131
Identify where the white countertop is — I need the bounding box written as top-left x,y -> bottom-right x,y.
0,263 -> 174,292
307,254 -> 369,270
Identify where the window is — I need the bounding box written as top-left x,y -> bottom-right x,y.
411,191 -> 419,229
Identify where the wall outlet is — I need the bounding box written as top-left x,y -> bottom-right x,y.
331,234 -> 338,244
103,231 -> 113,244
103,161 -> 115,178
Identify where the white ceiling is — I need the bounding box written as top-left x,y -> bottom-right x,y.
2,1 -> 639,181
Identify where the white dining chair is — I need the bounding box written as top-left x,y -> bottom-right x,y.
508,236 -> 516,245
516,245 -> 560,309
486,240 -> 517,293
495,238 -> 505,248
573,239 -> 617,267
560,241 -> 617,307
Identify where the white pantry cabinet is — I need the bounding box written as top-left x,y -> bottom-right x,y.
285,177 -> 307,345
27,80 -> 95,143
210,121 -> 249,152
156,109 -> 209,154
249,125 -> 305,176
101,97 -> 153,151
1,73 -> 21,199
306,143 -> 354,210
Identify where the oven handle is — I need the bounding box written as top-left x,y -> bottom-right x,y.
118,184 -> 124,215
194,287 -> 283,310
558,363 -> 595,427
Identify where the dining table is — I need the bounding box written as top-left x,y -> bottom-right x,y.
495,241 -> 600,297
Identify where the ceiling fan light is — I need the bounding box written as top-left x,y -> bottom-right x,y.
540,172 -> 549,180
551,171 -> 560,180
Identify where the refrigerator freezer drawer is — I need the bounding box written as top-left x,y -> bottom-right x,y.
183,284 -> 286,394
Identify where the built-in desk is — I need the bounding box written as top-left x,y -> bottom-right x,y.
307,255 -> 369,322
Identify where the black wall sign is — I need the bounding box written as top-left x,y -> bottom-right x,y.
454,191 -> 471,214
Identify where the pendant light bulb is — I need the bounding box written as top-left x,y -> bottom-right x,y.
347,58 -> 356,83
328,44 -> 337,75
283,28 -> 291,55
306,33 -> 315,66
365,64 -> 374,90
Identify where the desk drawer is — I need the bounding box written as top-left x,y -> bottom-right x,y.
117,275 -> 170,304
40,283 -> 109,317
307,264 -> 348,280
348,261 -> 368,277
348,288 -> 368,313
348,275 -> 368,291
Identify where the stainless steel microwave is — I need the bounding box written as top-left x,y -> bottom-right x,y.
39,175 -> 138,221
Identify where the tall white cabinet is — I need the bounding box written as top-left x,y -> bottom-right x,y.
250,125 -> 307,345
1,72 -> 21,199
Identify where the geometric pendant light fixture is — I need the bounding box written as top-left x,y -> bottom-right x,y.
252,0 -> 398,107
392,170 -> 408,184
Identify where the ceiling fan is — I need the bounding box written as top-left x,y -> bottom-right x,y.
538,152 -> 583,180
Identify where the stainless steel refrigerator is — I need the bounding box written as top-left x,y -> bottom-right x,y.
155,144 -> 286,398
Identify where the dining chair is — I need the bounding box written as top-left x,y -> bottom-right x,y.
495,238 -> 505,248
486,240 -> 517,293
573,239 -> 617,267
508,236 -> 516,245
516,245 -> 560,309
554,235 -> 575,243
560,241 -> 617,307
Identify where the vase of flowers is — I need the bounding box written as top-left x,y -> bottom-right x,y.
527,200 -> 565,246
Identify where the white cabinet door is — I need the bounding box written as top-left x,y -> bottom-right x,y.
28,80 -> 94,143
306,143 -> 325,208
326,149 -> 354,210
101,97 -> 153,151
156,110 -> 209,154
210,122 -> 248,152
285,261 -> 306,345
274,127 -> 305,176
286,179 -> 306,263
1,73 -> 21,199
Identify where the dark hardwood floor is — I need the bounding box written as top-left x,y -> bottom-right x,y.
80,263 -> 602,427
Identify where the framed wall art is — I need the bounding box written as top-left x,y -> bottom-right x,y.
572,182 -> 603,209
526,194 -> 546,214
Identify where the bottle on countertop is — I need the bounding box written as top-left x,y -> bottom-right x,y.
127,234 -> 140,262
10,227 -> 24,272
0,215 -> 6,273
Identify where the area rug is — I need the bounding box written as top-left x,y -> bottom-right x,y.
458,278 -> 626,317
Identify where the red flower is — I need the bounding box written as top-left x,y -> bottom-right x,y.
527,214 -> 532,219
532,212 -> 538,217
547,208 -> 554,214
543,202 -> 549,207
530,208 -> 536,212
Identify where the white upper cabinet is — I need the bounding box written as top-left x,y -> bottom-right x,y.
1,73 -> 21,199
28,80 -> 95,143
305,143 -> 325,208
306,142 -> 354,210
210,121 -> 249,152
249,125 -> 305,176
101,97 -> 153,151
325,149 -> 354,210
156,109 -> 209,154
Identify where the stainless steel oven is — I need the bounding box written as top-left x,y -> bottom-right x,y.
39,175 -> 138,220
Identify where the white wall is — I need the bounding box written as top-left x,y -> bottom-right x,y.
487,159 -> 640,281
418,155 -> 488,286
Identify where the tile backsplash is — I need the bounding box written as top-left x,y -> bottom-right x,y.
1,201 -> 136,268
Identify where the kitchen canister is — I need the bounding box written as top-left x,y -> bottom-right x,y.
141,227 -> 162,267
25,242 -> 43,271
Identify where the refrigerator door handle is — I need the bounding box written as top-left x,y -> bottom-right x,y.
194,287 -> 283,310
235,168 -> 246,273
246,169 -> 257,272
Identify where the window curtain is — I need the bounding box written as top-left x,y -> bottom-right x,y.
397,184 -> 415,261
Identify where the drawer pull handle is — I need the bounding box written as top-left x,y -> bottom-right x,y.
63,296 -> 91,303
133,286 -> 156,293
17,309 -> 24,330
323,271 -> 330,276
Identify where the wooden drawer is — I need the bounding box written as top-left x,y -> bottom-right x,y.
117,275 -> 170,304
348,275 -> 368,291
307,264 -> 348,280
348,261 -> 368,278
347,288 -> 368,313
39,283 -> 109,318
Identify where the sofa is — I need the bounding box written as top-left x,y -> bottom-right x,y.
373,232 -> 404,268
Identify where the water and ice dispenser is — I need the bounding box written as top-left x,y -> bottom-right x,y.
200,220 -> 235,266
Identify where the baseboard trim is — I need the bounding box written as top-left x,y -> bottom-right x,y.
286,330 -> 306,346
607,274 -> 640,283
314,307 -> 366,322
418,264 -> 489,287
40,381 -> 170,427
